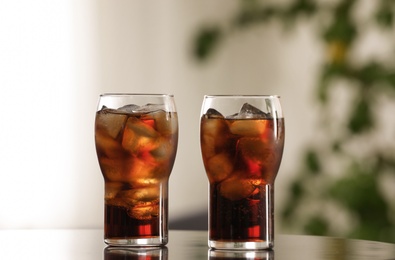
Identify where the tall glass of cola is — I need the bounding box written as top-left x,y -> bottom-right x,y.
200,95 -> 284,250
95,94 -> 178,246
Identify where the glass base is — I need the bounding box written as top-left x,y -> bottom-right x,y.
209,240 -> 273,250
105,236 -> 167,247
209,249 -> 274,259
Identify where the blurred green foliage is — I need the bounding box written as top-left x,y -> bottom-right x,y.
193,0 -> 395,243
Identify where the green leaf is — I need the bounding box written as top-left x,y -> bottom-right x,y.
305,150 -> 321,174
287,0 -> 317,16
375,1 -> 394,28
322,1 -> 357,45
355,62 -> 386,85
193,27 -> 222,61
384,72 -> 395,88
347,97 -> 374,134
329,164 -> 388,219
331,139 -> 342,153
291,180 -> 304,198
318,63 -> 350,103
281,179 -> 305,221
303,215 -> 329,235
234,6 -> 277,27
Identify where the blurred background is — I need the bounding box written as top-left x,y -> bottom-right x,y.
1,0 -> 394,243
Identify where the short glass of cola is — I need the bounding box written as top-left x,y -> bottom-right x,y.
200,95 -> 284,250
95,94 -> 178,246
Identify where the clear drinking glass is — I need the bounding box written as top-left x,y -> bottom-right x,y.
95,93 -> 178,246
200,95 -> 285,250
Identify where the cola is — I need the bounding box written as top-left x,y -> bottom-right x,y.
200,103 -> 284,248
95,105 -> 178,245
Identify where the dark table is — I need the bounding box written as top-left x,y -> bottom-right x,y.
1,229 -> 394,259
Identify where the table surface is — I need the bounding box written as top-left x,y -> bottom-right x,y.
1,229 -> 395,260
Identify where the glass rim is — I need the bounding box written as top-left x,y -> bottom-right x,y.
203,94 -> 280,98
100,93 -> 174,97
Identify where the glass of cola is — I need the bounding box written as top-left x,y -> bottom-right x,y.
95,94 -> 178,246
200,95 -> 284,250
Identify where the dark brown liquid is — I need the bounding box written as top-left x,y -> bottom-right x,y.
201,117 -> 284,242
210,183 -> 274,241
95,108 -> 177,240
105,204 -> 161,239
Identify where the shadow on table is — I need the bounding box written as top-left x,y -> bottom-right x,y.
169,210 -> 208,230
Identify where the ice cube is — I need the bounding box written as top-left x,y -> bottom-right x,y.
135,103 -> 166,113
122,117 -> 160,154
219,175 -> 258,201
119,187 -> 160,220
201,116 -> 228,135
118,104 -> 140,113
128,203 -> 159,220
125,157 -> 159,186
237,137 -> 278,182
150,137 -> 175,165
95,110 -> 127,139
200,116 -> 230,158
237,137 -> 273,163
120,186 -> 160,206
95,128 -> 124,158
106,197 -> 128,208
99,156 -> 131,182
204,108 -> 224,119
227,103 -> 270,119
106,185 -> 129,208
229,119 -> 269,136
149,110 -> 178,136
206,153 -> 234,183
126,116 -> 158,137
105,182 -> 123,200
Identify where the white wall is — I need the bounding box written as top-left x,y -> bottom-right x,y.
0,1 -> 319,229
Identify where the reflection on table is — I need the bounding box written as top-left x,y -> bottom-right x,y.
104,246 -> 168,260
0,229 -> 394,259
